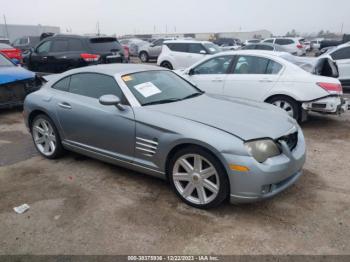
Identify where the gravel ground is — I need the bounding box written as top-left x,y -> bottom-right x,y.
0,95 -> 349,255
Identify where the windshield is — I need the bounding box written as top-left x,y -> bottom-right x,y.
0,53 -> 15,67
203,43 -> 221,54
88,37 -> 123,52
122,70 -> 203,106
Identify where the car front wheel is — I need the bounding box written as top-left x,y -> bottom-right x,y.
139,52 -> 149,63
169,146 -> 229,209
31,114 -> 64,159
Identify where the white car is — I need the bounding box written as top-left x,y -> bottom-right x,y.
243,39 -> 261,45
320,42 -> 350,88
157,40 -> 221,70
176,50 -> 348,121
262,37 -> 306,56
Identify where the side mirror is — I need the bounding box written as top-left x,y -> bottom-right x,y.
188,68 -> 195,76
200,50 -> 207,54
99,94 -> 125,111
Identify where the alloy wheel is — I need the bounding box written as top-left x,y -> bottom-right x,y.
272,100 -> 295,117
32,118 -> 57,156
172,154 -> 220,205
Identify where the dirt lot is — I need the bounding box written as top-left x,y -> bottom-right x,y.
0,96 -> 350,255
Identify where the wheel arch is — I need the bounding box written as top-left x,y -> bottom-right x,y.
164,141 -> 228,180
264,93 -> 301,103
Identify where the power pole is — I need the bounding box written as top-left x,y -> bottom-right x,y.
3,15 -> 9,39
97,21 -> 100,36
340,22 -> 344,34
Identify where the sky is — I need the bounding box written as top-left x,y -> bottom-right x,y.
1,0 -> 349,36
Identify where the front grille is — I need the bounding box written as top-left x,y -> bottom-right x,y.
278,132 -> 298,151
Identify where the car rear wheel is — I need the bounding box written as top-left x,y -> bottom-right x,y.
31,114 -> 64,159
267,96 -> 300,121
139,52 -> 149,63
168,146 -> 229,209
160,61 -> 173,70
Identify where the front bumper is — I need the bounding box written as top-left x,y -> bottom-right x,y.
302,96 -> 349,115
222,131 -> 306,204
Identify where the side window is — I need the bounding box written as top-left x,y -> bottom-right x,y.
233,56 -> 270,74
275,39 -> 294,45
188,44 -> 206,54
52,77 -> 70,92
331,47 -> 350,60
68,39 -> 84,51
168,43 -> 188,52
36,41 -> 52,54
153,39 -> 164,46
19,37 -> 29,45
263,39 -> 274,43
257,44 -> 274,51
68,73 -> 125,102
193,56 -> 233,74
243,45 -> 256,50
266,60 -> 283,74
51,39 -> 69,52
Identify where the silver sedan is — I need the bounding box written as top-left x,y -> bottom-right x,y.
23,64 -> 306,209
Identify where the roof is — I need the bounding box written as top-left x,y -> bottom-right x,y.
61,63 -> 166,77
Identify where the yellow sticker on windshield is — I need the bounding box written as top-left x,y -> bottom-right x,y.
122,75 -> 133,82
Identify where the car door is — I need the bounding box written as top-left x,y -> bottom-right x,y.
149,39 -> 164,57
187,55 -> 234,94
223,55 -> 282,101
52,73 -> 135,162
28,40 -> 52,72
330,46 -> 350,81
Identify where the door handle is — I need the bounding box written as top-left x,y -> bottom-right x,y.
58,102 -> 72,109
259,79 -> 273,83
42,56 -> 48,60
212,79 -> 223,82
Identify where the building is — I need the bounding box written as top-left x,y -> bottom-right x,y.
121,30 -> 272,41
0,24 -> 60,42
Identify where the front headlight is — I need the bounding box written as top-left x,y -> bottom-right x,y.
245,139 -> 281,163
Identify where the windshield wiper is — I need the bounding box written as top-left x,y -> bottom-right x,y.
181,92 -> 204,100
142,98 -> 181,106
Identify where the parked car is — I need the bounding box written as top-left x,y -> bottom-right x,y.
119,38 -> 148,56
24,34 -> 127,73
138,38 -> 178,62
24,64 -> 306,208
0,43 -> 22,64
0,37 -> 10,44
320,42 -> 350,88
176,50 -> 348,121
214,37 -> 242,47
262,37 -> 306,56
303,41 -> 311,52
311,39 -> 323,50
0,53 -> 42,108
157,40 -> 221,70
12,36 -> 41,52
242,43 -> 288,52
243,39 -> 261,46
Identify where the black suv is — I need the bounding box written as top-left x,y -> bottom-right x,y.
24,34 -> 127,73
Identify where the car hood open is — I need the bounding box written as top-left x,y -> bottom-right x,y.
149,94 -> 297,141
0,66 -> 35,85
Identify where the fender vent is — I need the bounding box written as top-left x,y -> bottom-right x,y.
136,137 -> 158,157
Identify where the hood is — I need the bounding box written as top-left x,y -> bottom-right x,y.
148,94 -> 297,141
0,66 -> 35,85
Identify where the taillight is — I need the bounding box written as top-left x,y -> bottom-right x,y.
317,82 -> 343,94
297,44 -> 303,49
80,53 -> 100,62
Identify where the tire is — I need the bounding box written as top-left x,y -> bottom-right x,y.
31,114 -> 65,159
168,146 -> 229,209
160,61 -> 173,70
267,95 -> 300,121
139,52 -> 149,63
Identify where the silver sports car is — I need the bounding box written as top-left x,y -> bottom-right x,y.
23,64 -> 306,209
